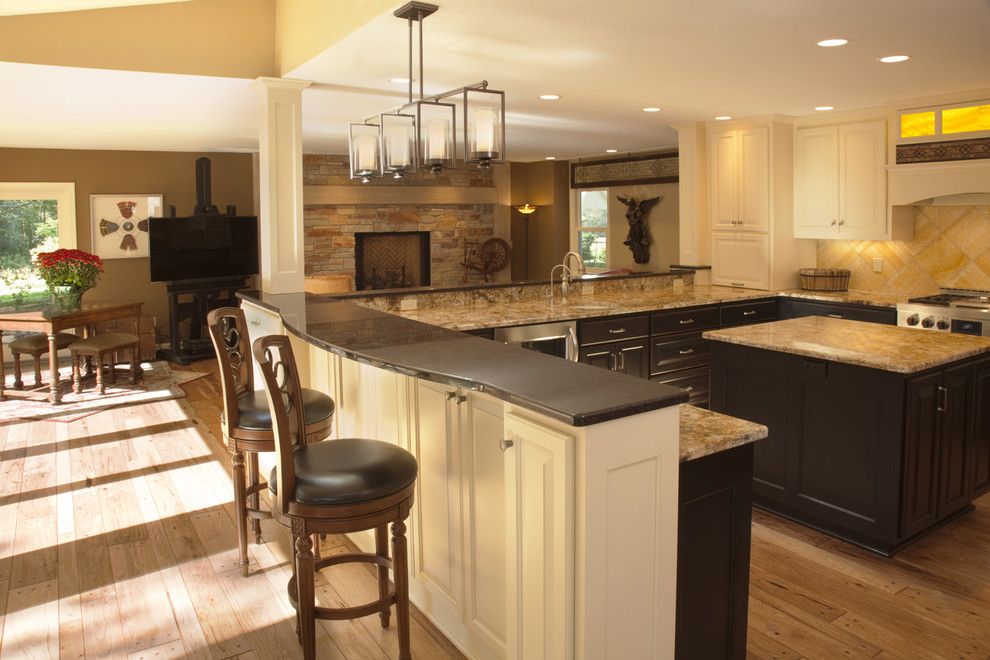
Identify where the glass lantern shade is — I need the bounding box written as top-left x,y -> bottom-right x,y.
380,112 -> 416,178
464,87 -> 505,167
348,122 -> 381,183
416,100 -> 456,173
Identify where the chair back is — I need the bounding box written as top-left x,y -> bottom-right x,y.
252,334 -> 306,515
206,306 -> 254,435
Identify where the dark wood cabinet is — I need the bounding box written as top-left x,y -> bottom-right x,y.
780,299 -> 896,325
719,299 -> 779,327
579,314 -> 649,346
972,359 -> 990,497
578,337 -> 649,378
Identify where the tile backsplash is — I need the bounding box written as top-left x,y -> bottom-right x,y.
817,205 -> 990,295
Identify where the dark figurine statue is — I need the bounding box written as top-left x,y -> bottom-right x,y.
616,195 -> 661,264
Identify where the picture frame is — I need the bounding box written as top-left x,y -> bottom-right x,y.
89,194 -> 163,260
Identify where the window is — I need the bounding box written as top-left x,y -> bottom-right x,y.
576,189 -> 608,270
899,101 -> 990,141
0,183 -> 76,306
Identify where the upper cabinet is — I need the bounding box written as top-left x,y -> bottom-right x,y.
709,127 -> 770,233
795,119 -> 896,240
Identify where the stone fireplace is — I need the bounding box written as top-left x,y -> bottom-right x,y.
354,231 -> 431,290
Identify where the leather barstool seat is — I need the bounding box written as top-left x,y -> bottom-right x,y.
236,388 -> 335,431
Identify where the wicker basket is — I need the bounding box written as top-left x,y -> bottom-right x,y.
799,268 -> 850,292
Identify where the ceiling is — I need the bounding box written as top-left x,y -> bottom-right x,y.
0,0 -> 190,16
2,0 -> 990,160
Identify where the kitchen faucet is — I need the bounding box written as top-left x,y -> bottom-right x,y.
551,252 -> 586,304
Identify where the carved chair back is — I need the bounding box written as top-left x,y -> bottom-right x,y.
206,306 -> 254,436
252,334 -> 306,515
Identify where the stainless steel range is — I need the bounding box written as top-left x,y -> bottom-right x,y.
896,288 -> 990,336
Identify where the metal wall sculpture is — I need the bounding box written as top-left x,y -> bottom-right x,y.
616,195 -> 661,264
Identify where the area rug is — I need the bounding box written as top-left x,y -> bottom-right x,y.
0,360 -> 209,423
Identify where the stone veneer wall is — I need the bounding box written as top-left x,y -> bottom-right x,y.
817,205 -> 990,294
303,155 -> 496,288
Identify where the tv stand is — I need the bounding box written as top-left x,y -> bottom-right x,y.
159,276 -> 251,365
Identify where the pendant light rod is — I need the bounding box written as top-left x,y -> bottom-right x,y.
361,81 -> 492,124
418,10 -> 425,101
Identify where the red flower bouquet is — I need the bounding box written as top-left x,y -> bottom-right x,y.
35,249 -> 104,290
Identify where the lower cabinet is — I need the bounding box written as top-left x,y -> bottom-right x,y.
779,298 -> 896,325
972,359 -> 990,497
578,338 -> 650,378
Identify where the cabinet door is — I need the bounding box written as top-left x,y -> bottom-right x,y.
903,372 -> 942,538
838,120 -> 886,239
504,412 -> 574,660
616,338 -> 650,379
737,126 -> 770,232
794,125 -> 839,238
709,130 -> 739,231
938,365 -> 973,517
972,360 -> 990,497
710,232 -> 770,289
579,345 -> 614,371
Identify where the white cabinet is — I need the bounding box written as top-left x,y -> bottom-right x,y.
710,232 -> 770,289
794,120 -> 889,239
709,126 -> 769,232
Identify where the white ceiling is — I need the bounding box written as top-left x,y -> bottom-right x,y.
1,0 -> 990,160
0,0 -> 190,16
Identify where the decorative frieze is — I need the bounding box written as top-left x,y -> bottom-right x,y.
896,137 -> 990,164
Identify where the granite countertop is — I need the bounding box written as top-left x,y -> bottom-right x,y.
679,405 -> 767,462
776,289 -> 908,309
239,291 -> 688,427
703,316 -> 990,374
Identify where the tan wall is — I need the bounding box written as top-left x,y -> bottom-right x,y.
0,0 -> 276,78
607,183 -> 680,272
0,147 -> 256,326
509,161 -> 571,279
817,205 -> 990,294
275,0 -> 395,75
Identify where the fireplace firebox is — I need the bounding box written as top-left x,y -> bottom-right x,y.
354,231 -> 431,291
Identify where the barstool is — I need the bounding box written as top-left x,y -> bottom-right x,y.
206,307 -> 336,576
253,334 -> 416,660
67,333 -> 141,394
9,332 -> 78,389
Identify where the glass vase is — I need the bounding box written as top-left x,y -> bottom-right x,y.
49,285 -> 84,311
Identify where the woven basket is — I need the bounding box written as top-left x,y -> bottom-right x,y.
799,268 -> 850,292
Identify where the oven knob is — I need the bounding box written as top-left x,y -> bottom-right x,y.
922,317 -> 935,328
906,314 -> 920,326
937,319 -> 950,331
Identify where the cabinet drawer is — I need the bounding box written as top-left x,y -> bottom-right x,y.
652,366 -> 710,406
651,306 -> 719,336
579,314 -> 649,346
651,333 -> 710,375
719,299 -> 778,327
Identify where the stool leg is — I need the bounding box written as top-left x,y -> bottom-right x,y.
246,452 -> 262,544
72,354 -> 81,394
109,354 -> 117,385
95,355 -> 105,395
295,533 -> 316,660
12,353 -> 23,390
231,449 -> 249,577
375,524 -> 392,629
33,354 -> 42,388
391,520 -> 411,660
130,346 -> 140,383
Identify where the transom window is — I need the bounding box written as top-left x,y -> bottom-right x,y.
899,101 -> 990,141
576,189 -> 608,270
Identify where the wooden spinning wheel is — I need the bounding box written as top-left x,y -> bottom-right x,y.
461,237 -> 511,282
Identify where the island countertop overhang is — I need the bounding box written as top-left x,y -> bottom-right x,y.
238,290 -> 689,427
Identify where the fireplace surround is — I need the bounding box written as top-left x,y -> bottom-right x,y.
354,231 -> 431,291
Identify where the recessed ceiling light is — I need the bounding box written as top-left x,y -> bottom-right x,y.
814,105 -> 834,111
539,94 -> 561,101
605,149 -> 618,153
642,107 -> 662,113
817,38 -> 848,47
714,115 -> 732,121
879,55 -> 910,63
545,156 -> 556,160
389,77 -> 411,84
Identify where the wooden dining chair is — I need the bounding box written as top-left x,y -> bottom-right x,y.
253,334 -> 417,660
206,307 -> 336,577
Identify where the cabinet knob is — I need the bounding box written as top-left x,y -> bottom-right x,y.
838,219 -> 845,226
445,391 -> 458,401
455,394 -> 467,405
831,219 -> 837,226
499,438 -> 514,451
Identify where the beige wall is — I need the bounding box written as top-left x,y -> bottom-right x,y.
607,183 -> 680,272
0,147 -> 256,326
0,0 -> 276,78
275,0 -> 395,75
817,205 -> 990,294
509,160 -> 571,279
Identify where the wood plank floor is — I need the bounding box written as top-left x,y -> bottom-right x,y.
0,361 -> 988,659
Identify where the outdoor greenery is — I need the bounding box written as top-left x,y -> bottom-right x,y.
578,190 -> 608,269
579,230 -> 607,269
0,199 -> 59,301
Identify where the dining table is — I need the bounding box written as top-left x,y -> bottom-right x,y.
0,300 -> 143,404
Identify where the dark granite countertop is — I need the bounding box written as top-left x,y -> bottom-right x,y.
239,291 -> 688,427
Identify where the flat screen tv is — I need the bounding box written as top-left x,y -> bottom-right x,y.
149,215 -> 259,282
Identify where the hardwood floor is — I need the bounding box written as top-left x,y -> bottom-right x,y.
0,362 -> 988,659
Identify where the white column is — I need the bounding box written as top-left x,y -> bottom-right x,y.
672,122 -> 710,279
256,77 -> 311,294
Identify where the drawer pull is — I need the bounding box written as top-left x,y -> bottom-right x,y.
679,348 -> 695,355
679,318 -> 695,325
742,310 -> 757,316
827,314 -> 843,319
608,328 -> 627,335
499,438 -> 514,451
684,386 -> 695,392
730,282 -> 745,287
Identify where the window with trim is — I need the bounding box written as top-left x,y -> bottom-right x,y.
899,101 -> 990,141
0,183 -> 76,306
576,189 -> 608,270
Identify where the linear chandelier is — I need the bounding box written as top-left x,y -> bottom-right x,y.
348,1 -> 507,183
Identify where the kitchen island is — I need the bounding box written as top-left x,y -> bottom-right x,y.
239,290 -> 767,660
705,316 -> 990,555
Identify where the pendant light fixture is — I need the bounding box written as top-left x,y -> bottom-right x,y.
347,2 -> 506,182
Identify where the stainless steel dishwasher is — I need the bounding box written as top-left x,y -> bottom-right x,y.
492,320 -> 578,362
